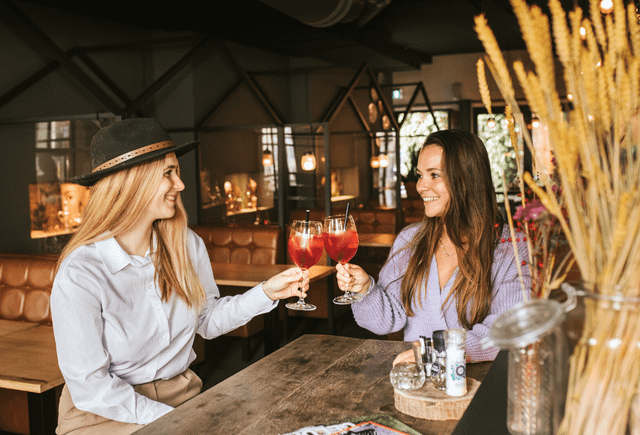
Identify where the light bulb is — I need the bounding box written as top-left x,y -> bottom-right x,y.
301,152 -> 316,171
370,156 -> 380,168
486,117 -> 496,129
600,0 -> 613,14
378,153 -> 389,168
262,149 -> 273,166
532,114 -> 540,129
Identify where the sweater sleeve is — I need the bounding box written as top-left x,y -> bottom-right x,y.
462,230 -> 531,361
350,226 -> 418,336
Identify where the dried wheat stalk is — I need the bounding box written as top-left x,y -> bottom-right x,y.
475,0 -> 640,433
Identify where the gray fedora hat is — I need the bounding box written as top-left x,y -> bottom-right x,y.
70,118 -> 199,186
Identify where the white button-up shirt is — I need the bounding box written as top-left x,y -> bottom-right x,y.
51,230 -> 277,424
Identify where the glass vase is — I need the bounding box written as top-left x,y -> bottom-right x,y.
557,284 -> 640,435
482,285 -> 576,435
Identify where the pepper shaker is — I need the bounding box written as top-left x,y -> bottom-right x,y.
431,330 -> 447,390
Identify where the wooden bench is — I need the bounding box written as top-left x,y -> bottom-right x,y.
189,224 -> 284,360
0,252 -> 62,435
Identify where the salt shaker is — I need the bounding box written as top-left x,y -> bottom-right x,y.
431,330 -> 447,390
444,328 -> 467,397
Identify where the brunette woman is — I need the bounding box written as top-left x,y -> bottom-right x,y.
51,118 -> 309,434
336,129 -> 530,362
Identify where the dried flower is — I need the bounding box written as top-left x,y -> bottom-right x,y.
475,1 -> 640,433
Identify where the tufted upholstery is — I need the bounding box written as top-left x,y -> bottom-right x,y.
0,253 -> 58,325
402,198 -> 425,226
351,209 -> 400,234
190,224 -> 284,265
290,208 -> 401,234
189,224 -> 284,361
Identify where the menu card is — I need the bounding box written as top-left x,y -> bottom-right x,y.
279,413 -> 423,435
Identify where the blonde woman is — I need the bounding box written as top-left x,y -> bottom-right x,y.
51,118 -> 308,434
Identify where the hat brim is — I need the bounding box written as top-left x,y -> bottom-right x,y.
70,140 -> 199,186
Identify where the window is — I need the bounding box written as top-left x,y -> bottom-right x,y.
30,118 -> 109,240
476,112 -> 524,196
35,121 -> 71,183
397,110 -> 450,197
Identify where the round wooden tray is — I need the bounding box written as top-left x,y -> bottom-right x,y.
394,377 -> 481,420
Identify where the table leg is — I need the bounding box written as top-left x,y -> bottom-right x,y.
28,390 -> 57,435
263,309 -> 280,356
327,278 -> 336,335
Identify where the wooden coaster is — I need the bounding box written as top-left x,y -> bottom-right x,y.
394,377 -> 481,420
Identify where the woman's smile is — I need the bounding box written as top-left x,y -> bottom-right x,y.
416,145 -> 450,218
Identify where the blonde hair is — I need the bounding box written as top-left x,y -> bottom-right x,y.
58,157 -> 206,310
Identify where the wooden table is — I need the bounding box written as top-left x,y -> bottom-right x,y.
210,263 -> 337,353
359,232 -> 397,248
133,334 -> 492,435
0,319 -> 38,336
0,324 -> 64,435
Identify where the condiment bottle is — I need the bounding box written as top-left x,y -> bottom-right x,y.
412,336 -> 434,379
431,330 -> 446,390
421,336 -> 433,378
444,328 -> 467,397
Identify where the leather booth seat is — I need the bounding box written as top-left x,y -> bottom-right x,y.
0,253 -> 58,435
290,208 -> 402,234
402,198 -> 425,226
0,253 -> 57,325
190,224 -> 284,265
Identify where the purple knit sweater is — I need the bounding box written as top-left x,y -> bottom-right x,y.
351,223 -> 531,362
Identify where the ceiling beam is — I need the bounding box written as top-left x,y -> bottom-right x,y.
0,0 -> 125,116
125,35 -> 218,117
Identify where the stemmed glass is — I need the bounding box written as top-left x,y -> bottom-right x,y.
323,214 -> 361,305
286,220 -> 324,311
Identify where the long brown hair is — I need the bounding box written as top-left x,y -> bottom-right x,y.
57,156 -> 206,310
401,130 -> 502,329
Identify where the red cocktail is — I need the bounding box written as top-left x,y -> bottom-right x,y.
285,220 -> 324,311
288,232 -> 324,270
323,214 -> 362,305
324,229 -> 358,264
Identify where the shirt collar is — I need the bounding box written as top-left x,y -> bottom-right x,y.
96,234 -> 155,274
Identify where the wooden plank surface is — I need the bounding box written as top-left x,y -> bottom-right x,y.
0,326 -> 63,393
133,335 -> 492,435
211,263 -> 335,287
0,320 -> 38,337
358,233 -> 397,248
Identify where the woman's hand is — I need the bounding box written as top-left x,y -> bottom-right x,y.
262,267 -> 309,301
335,263 -> 371,294
393,347 -> 417,366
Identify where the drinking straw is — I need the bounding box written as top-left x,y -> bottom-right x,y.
305,209 -> 310,231
344,203 -> 350,229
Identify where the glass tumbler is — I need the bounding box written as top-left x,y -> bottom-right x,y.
390,362 -> 426,391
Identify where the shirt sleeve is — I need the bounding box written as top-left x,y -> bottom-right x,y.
188,232 -> 278,339
51,256 -> 174,425
350,227 -> 415,336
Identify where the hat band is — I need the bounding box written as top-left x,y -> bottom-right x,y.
92,140 -> 175,173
